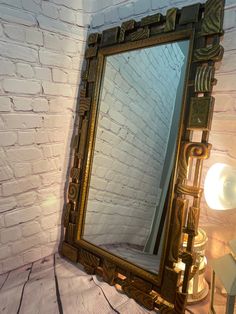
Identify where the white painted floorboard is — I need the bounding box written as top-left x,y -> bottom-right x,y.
0,254 -> 228,314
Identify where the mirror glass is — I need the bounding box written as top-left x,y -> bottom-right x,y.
83,40 -> 190,274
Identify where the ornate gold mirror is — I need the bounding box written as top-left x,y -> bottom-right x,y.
61,1 -> 225,312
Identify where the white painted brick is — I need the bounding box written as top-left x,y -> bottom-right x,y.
2,114 -> 42,129
76,12 -> 90,27
0,42 -> 38,62
52,68 -> 68,83
11,235 -> 44,255
151,0 -> 168,10
22,221 -> 41,237
42,145 -> 53,158
50,226 -> 60,242
0,132 -> 17,146
16,63 -> 34,78
0,0 -> 21,8
23,247 -> 42,264
0,245 -> 11,260
4,24 -> 25,41
0,150 -> 6,166
41,212 -> 60,230
62,37 -> 81,54
25,29 -> 43,45
48,129 -> 65,141
41,172 -> 61,186
2,176 -> 41,196
2,255 -> 24,273
42,1 -> 59,19
0,59 -> 15,76
1,226 -> 22,244
18,131 -> 35,145
16,191 -> 37,207
59,6 -> 76,24
43,33 -> 63,52
0,196 -> 17,213
32,159 -> 56,174
42,81 -> 72,97
13,97 -> 32,111
3,79 -> 41,94
0,97 -> 12,112
52,143 -> 64,156
134,0 -> 151,15
92,12 -> 105,27
72,56 -> 83,70
105,8 -> 119,24
34,67 -> 51,81
0,5 -> 36,26
35,130 -> 49,144
118,3 -> 134,19
32,98 -> 49,112
41,243 -> 57,258
0,166 -> 14,181
4,205 -> 41,227
52,0 -> 83,10
0,217 -> 4,229
13,163 -> 32,178
68,70 -> 80,84
6,146 -> 43,162
41,196 -> 61,215
37,15 -> 86,41
22,0 -> 41,13
39,49 -> 72,68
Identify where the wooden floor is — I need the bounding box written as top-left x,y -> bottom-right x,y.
0,254 -> 228,314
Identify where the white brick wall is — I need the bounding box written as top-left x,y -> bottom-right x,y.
0,0 -> 90,274
84,44 -> 185,246
0,0 -> 235,274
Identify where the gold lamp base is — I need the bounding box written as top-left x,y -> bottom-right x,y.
179,228 -> 209,304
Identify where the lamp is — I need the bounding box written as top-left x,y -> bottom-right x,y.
204,163 -> 236,313
204,163 -> 236,210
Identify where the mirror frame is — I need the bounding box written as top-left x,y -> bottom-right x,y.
61,1 -> 225,312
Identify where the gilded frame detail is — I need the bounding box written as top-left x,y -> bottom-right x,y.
61,1 -> 225,312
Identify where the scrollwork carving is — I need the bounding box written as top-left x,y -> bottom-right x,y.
62,1 -> 225,311
178,142 -> 211,182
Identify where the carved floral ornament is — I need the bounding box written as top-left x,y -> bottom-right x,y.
61,0 -> 225,313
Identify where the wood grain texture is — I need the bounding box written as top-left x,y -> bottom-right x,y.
62,1 -> 225,311
18,256 -> 59,314
0,254 -> 227,313
195,65 -> 214,92
193,44 -> 224,62
169,198 -> 187,263
200,0 -> 224,36
160,267 -> 181,304
119,20 -> 136,43
0,273 -> 8,289
164,8 -> 177,32
0,264 -> 32,314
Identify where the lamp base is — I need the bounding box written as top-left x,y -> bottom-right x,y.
186,229 -> 209,304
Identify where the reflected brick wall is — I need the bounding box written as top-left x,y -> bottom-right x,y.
84,45 -> 184,246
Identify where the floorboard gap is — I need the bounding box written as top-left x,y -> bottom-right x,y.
17,263 -> 33,314
92,277 -> 120,314
54,254 -> 63,314
0,272 -> 10,290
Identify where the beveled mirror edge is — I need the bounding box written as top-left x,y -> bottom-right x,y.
61,0 -> 225,312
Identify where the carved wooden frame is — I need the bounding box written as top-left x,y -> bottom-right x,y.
61,0 -> 225,312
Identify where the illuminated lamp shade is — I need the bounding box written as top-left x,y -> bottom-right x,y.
204,163 -> 236,210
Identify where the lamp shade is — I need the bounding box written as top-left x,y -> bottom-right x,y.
204,163 -> 236,210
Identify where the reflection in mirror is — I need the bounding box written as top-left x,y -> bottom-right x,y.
83,40 -> 190,274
